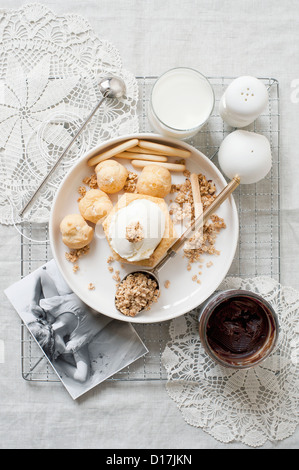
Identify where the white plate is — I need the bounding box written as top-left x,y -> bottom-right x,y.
49,133 -> 239,323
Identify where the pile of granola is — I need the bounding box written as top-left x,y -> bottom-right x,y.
170,172 -> 226,272
115,272 -> 160,317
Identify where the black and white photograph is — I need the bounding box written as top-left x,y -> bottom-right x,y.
5,260 -> 148,400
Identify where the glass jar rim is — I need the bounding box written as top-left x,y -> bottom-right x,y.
198,289 -> 279,369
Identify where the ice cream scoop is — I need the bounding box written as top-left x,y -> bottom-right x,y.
108,199 -> 166,263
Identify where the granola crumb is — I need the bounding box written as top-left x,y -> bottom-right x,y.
170,172 -> 225,273
73,264 -> 79,273
112,270 -> 121,283
183,215 -> 226,264
78,186 -> 87,197
77,185 -> 87,202
108,266 -> 114,273
192,275 -> 198,282
115,272 -> 160,317
126,221 -> 144,243
88,283 -> 95,290
206,261 -> 213,268
65,245 -> 90,263
107,256 -> 115,264
164,280 -> 170,289
82,173 -> 98,189
124,171 -> 138,193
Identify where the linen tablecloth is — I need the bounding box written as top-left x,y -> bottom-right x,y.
1,0 -> 298,449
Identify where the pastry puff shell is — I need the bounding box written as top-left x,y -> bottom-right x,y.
60,214 -> 94,249
79,189 -> 113,224
95,159 -> 128,194
136,164 -> 171,198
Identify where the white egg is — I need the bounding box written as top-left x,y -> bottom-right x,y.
218,130 -> 272,184
219,76 -> 268,128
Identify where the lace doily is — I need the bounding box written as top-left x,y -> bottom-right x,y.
0,3 -> 139,224
162,276 -> 299,447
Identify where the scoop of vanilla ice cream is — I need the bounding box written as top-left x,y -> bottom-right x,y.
108,199 -> 166,262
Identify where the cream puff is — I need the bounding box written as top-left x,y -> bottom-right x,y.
136,164 -> 171,198
60,214 -> 94,249
95,159 -> 128,194
79,189 -> 113,224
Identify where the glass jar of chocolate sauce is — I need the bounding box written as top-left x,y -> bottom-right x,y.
198,290 -> 279,369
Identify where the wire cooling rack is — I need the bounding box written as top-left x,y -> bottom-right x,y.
20,76 -> 280,382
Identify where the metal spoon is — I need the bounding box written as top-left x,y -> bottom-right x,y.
115,176 -> 240,313
19,76 -> 127,217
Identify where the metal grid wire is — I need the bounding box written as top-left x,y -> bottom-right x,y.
20,76 -> 280,382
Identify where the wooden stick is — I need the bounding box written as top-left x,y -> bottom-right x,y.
87,138 -> 139,166
138,140 -> 191,158
131,160 -> 185,172
115,152 -> 168,162
190,173 -> 203,219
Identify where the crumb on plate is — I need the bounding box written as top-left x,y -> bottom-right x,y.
65,245 -> 90,263
73,264 -> 79,273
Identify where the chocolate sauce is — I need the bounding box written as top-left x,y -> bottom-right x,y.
206,296 -> 270,359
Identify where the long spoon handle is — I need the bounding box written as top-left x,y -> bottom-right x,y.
19,96 -> 106,217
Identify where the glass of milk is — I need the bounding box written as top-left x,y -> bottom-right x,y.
148,67 -> 215,140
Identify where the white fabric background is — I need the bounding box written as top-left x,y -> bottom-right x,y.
1,0 -> 298,449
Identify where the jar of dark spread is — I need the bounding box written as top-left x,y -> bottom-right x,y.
198,290 -> 279,368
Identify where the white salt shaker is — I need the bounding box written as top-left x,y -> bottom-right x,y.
219,76 -> 268,128
218,130 -> 272,184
